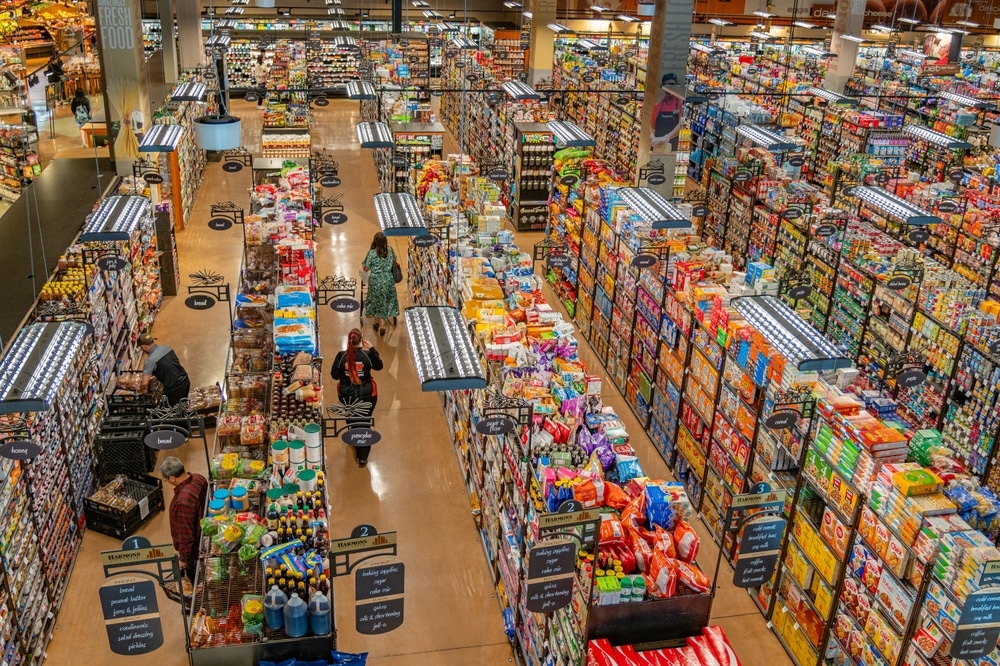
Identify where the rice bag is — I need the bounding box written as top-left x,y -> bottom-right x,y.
674,519 -> 701,563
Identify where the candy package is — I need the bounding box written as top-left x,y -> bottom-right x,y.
703,626 -> 743,666
688,636 -> 722,666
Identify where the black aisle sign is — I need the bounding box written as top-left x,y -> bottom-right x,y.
355,562 -> 405,634
330,297 -> 361,312
341,428 -> 382,447
547,254 -> 571,270
208,217 -> 233,231
733,515 -> 786,588
143,430 -> 187,450
184,295 -> 216,310
324,211 -> 348,225
0,440 -> 41,460
631,254 -> 658,269
475,415 -> 515,436
100,577 -> 163,655
98,256 -> 130,272
320,175 -> 342,188
951,588 -> 1000,659
525,540 -> 576,613
222,161 -> 243,173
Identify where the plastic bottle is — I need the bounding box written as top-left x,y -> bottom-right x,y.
308,590 -> 332,635
283,592 -> 308,637
264,585 -> 287,631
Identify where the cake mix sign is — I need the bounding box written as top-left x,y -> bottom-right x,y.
99,577 -> 163,655
355,562 -> 405,634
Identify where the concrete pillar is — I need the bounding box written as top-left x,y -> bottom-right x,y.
526,0 -> 557,85
157,0 -> 178,84
637,0 -> 696,191
824,0 -> 865,92
176,0 -> 204,71
93,0 -> 152,175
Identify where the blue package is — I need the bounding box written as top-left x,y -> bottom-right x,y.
330,651 -> 369,665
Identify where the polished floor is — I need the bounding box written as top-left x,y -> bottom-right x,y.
44,99 -> 794,665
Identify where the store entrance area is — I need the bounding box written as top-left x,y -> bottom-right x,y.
40,99 -> 791,665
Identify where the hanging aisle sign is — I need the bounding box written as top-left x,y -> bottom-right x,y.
525,540 -> 576,613
951,587 -> 1000,659
355,562 -> 405,634
733,515 -> 786,588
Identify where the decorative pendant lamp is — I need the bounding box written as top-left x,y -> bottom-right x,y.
194,23 -> 241,150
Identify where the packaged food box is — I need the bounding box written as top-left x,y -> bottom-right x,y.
891,469 -> 945,497
912,615 -> 944,658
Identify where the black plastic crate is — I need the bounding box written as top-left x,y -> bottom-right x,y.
96,438 -> 157,478
84,473 -> 164,539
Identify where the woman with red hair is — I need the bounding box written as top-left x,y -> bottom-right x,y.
331,328 -> 383,466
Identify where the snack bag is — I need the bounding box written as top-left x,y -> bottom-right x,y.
653,525 -> 678,558
646,550 -> 679,598
629,525 -> 655,573
330,652 -> 369,665
599,514 -> 626,545
674,519 -> 701,563
604,482 -> 631,510
675,560 -> 711,593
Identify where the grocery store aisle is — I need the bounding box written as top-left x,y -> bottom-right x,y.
46,99 -> 792,665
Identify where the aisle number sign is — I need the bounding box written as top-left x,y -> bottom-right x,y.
99,576 -> 163,656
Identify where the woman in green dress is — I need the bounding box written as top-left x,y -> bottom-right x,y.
362,232 -> 400,336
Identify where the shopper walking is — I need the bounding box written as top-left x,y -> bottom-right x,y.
139,332 -> 191,406
360,231 -> 400,336
253,55 -> 268,107
71,90 -> 91,147
331,328 -> 383,467
160,456 -> 208,583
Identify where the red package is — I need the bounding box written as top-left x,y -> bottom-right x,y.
657,649 -> 685,666
653,525 -> 677,558
621,493 -> 647,529
611,644 -> 644,666
630,649 -> 663,666
645,551 -> 678,598
702,626 -> 743,666
675,560 -> 711,594
630,528 -> 655,573
599,514 -> 626,545
673,646 -> 701,666
688,636 -> 722,666
674,519 -> 701,563
604,482 -> 631,510
588,638 -> 618,665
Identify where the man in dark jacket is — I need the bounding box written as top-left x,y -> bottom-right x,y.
139,332 -> 191,406
160,456 -> 208,583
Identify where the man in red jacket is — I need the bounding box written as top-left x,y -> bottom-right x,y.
160,456 -> 208,583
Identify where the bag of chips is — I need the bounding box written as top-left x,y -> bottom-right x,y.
675,560 -> 711,594
645,551 -> 679,598
674,519 -> 701,563
599,514 -> 626,545
653,525 -> 677,559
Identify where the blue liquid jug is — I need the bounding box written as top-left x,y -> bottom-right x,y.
264,585 -> 287,631
283,592 -> 308,637
308,591 -> 332,635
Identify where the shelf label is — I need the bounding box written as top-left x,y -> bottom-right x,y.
631,254 -> 658,269
98,256 -> 130,272
208,217 -> 233,231
475,415 -> 516,436
951,588 -> 1000,660
324,211 -> 348,225
184,295 -> 216,310
765,410 -> 798,431
886,274 -> 912,291
786,284 -> 812,300
526,540 -> 576,613
100,577 -> 163,656
320,175 -> 341,188
143,430 -> 187,450
142,172 -> 163,185
355,562 -> 405,635
646,173 -> 666,186
547,254 -> 571,270
896,368 -> 927,389
0,440 -> 41,460
341,428 -> 382,447
733,515 -> 786,588
222,161 -> 243,173
413,234 -> 438,248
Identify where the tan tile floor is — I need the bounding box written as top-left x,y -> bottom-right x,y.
44,98 -> 794,665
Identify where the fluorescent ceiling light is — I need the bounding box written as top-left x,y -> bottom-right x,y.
331,20 -> 351,29
793,21 -> 817,28
206,34 -> 232,48
902,124 -> 973,149
170,82 -> 206,102
955,19 -> 979,27
753,10 -> 775,17
871,23 -> 893,31
736,123 -> 797,151
217,19 -> 238,28
346,80 -> 376,100
502,80 -> 542,100
327,7 -> 345,15
806,86 -> 857,105
139,124 -> 185,152
547,120 -> 596,147
423,10 -> 442,18
356,121 -> 394,148
450,37 -> 478,49
708,18 -> 733,25
373,193 -> 429,236
750,30 -> 774,40
404,306 -> 486,391
853,186 -> 941,225
948,27 -> 970,34
503,1 -> 521,7
691,42 -> 721,54
898,49 -> 931,59
617,14 -> 640,22
333,35 -> 359,48
80,196 -> 150,241
801,46 -> 836,57
547,22 -> 573,32
412,1 -> 429,6
840,34 -> 865,42
224,6 -> 243,14
937,91 -> 996,110
591,4 -> 608,10
731,296 -> 853,371
616,187 -> 692,229
0,323 -> 91,413
897,17 -> 921,24
575,38 -> 608,51
522,11 -> 532,18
